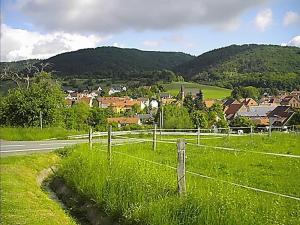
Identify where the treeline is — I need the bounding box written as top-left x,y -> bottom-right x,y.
176,44 -> 300,90
0,73 -> 113,131
42,47 -> 194,78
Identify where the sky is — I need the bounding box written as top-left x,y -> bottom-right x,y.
1,0 -> 300,62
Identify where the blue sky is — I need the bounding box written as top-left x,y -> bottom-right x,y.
1,0 -> 300,61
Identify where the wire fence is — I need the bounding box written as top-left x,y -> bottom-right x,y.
77,125 -> 300,202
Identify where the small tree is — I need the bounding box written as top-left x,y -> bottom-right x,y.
163,104 -> 193,129
191,110 -> 209,128
230,116 -> 254,127
1,72 -> 66,127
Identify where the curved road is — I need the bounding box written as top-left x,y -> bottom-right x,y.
0,139 -> 93,155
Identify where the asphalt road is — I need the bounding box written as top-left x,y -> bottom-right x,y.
0,137 -> 148,156
0,139 -> 94,155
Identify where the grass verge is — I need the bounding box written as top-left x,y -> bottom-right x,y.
0,127 -> 82,141
0,153 -> 76,225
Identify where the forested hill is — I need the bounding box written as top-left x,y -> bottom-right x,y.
0,59 -> 41,72
41,47 -> 195,78
175,44 -> 300,90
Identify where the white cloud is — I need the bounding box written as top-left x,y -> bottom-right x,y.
216,18 -> 240,32
0,24 -> 106,61
112,42 -> 125,48
282,36 -> 300,47
14,0 -> 267,33
255,8 -> 272,31
142,40 -> 161,48
283,11 -> 300,26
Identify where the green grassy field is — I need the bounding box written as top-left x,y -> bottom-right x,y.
58,133 -> 300,225
162,82 -> 231,99
0,127 -> 82,141
0,153 -> 76,225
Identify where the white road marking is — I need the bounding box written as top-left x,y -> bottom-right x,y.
39,143 -> 73,146
0,147 -> 64,153
1,145 -> 25,147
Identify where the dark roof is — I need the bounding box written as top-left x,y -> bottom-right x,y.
268,106 -> 293,117
268,106 -> 294,125
281,96 -> 298,103
223,99 -> 240,106
225,103 -> 243,115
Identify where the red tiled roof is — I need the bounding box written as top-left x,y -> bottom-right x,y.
204,100 -> 215,108
107,117 -> 140,124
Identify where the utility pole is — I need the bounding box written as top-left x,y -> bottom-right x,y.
153,124 -> 157,151
40,111 -> 43,130
108,125 -> 112,165
161,106 -> 164,129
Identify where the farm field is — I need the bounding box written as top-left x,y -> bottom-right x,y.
58,132 -> 300,225
162,81 -> 231,99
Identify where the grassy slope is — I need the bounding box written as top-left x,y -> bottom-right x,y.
163,81 -> 231,99
0,153 -> 76,225
0,127 -> 81,141
59,133 -> 300,225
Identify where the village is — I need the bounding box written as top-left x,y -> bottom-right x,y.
64,84 -> 300,129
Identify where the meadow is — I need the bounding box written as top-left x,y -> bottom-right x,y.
57,132 -> 300,225
162,81 -> 231,99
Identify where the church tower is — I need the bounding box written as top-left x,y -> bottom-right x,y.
180,85 -> 185,101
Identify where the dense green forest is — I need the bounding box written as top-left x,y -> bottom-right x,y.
175,44 -> 300,90
1,45 -> 300,90
41,47 -> 194,79
0,59 -> 41,71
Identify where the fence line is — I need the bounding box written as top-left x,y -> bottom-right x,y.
96,147 -> 300,202
67,125 -> 299,140
111,135 -> 300,159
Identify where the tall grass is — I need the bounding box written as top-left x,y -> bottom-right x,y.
58,134 -> 300,225
0,127 -> 81,141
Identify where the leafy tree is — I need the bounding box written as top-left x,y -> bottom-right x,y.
163,105 -> 193,129
242,86 -> 260,100
208,103 -> 228,127
288,109 -> 300,125
194,89 -> 205,110
191,110 -> 208,128
1,72 -> 66,127
231,86 -> 260,100
230,116 -> 254,127
64,102 -> 90,131
183,94 -> 194,113
89,107 -> 113,131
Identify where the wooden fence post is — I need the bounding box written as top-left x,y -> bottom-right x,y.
177,139 -> 186,195
153,124 -> 157,151
197,127 -> 200,146
250,126 -> 253,136
89,128 -> 93,149
108,125 -> 112,164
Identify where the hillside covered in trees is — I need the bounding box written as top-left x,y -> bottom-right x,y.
41,47 -> 195,79
1,44 -> 300,90
0,59 -> 41,72
175,44 -> 300,90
